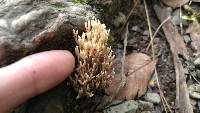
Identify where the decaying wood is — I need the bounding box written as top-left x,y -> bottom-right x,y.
154,4 -> 193,113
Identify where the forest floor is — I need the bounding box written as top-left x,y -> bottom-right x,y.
103,0 -> 200,113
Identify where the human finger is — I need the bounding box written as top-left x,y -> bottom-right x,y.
0,50 -> 75,113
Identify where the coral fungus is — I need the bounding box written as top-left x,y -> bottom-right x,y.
70,18 -> 114,98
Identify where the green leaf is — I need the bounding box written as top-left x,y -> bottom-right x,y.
181,15 -> 196,21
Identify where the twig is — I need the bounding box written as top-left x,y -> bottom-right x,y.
146,16 -> 171,51
180,6 -> 183,34
155,68 -> 173,113
151,25 -> 165,38
143,0 -> 173,113
190,72 -> 200,84
154,69 -> 168,113
129,60 -> 153,75
117,22 -> 129,95
189,0 -> 192,5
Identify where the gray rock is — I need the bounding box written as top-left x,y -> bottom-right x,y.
188,84 -> 200,99
143,30 -> 150,36
183,35 -> 191,44
0,0 -> 96,67
183,68 -> 189,75
108,100 -> 123,106
191,41 -> 199,52
144,93 -> 161,104
127,38 -> 137,45
143,36 -> 149,41
131,26 -> 141,32
138,100 -> 154,111
194,57 -> 200,66
103,100 -> 138,113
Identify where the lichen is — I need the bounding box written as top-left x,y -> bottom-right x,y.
70,18 -> 115,98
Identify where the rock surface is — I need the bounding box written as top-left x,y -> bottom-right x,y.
194,57 -> 200,66
144,93 -> 161,104
183,35 -> 191,44
103,100 -> 138,113
138,100 -> 154,111
188,84 -> 200,99
0,0 -> 95,67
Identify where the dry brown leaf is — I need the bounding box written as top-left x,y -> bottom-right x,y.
161,0 -> 189,8
104,58 -> 128,97
117,53 -> 157,100
105,53 -> 157,100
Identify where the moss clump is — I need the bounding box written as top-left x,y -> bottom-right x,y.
107,35 -> 115,46
70,0 -> 91,4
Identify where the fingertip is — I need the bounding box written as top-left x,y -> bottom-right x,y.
62,50 -> 75,76
22,50 -> 76,92
0,50 -> 76,112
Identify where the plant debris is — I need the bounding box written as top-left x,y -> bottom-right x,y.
105,53 -> 157,100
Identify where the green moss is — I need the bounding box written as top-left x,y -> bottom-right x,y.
70,0 -> 91,4
49,3 -> 70,12
113,12 -> 126,27
107,35 -> 115,46
49,3 -> 86,16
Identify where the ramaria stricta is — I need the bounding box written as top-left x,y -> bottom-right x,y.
70,18 -> 115,98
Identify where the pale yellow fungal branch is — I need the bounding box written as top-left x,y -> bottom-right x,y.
70,18 -> 115,98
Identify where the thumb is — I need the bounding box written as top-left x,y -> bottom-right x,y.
0,50 -> 75,113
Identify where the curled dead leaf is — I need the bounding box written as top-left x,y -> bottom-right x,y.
105,53 -> 157,100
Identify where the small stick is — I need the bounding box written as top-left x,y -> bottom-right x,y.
116,22 -> 129,96
146,16 -> 171,51
180,6 -> 183,35
144,0 -> 173,112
